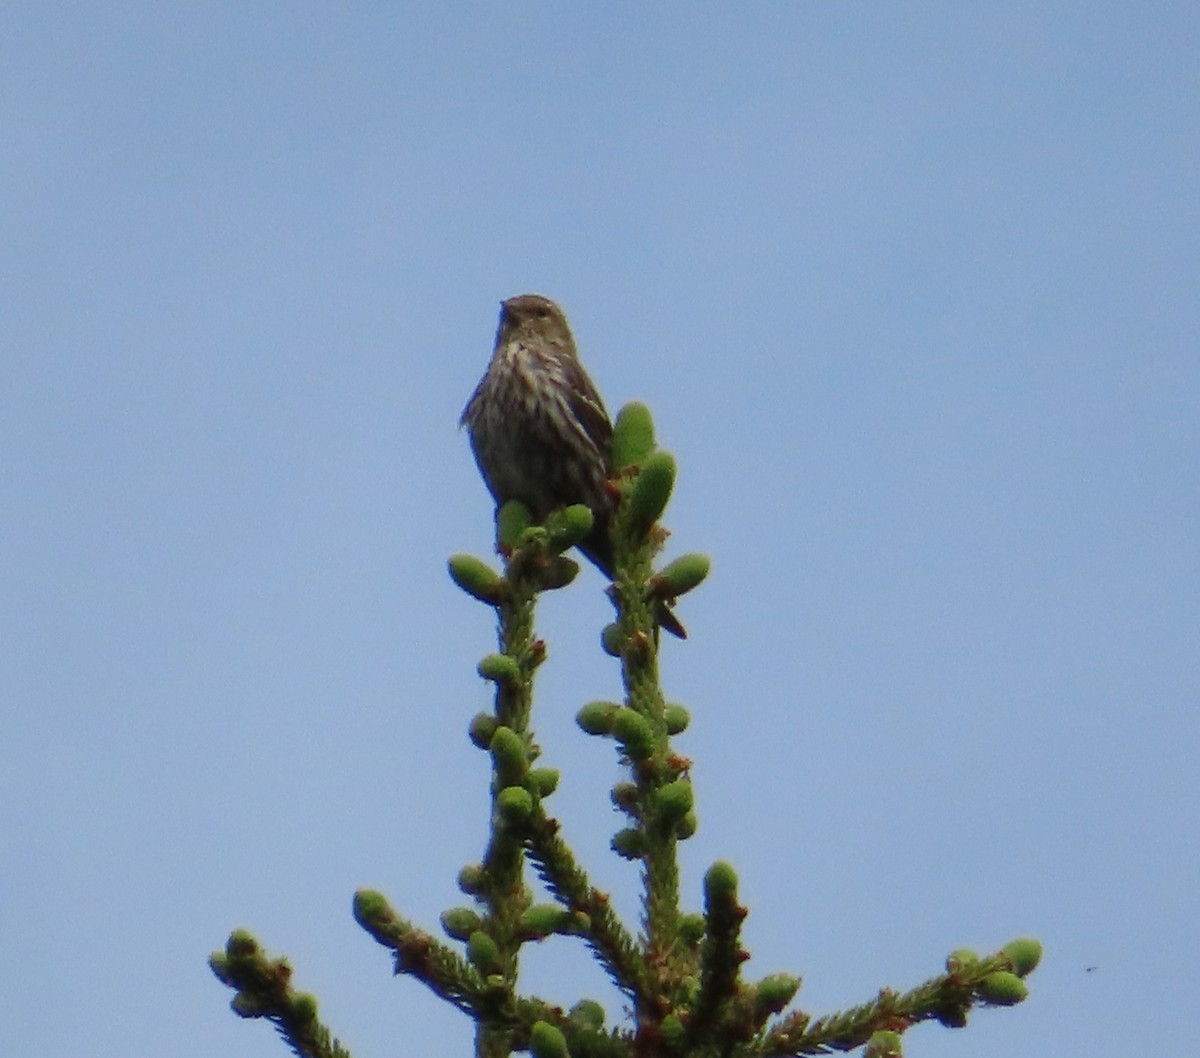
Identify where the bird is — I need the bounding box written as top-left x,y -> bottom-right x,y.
461,293 -> 686,638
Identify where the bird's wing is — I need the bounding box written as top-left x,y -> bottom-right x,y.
563,361 -> 613,458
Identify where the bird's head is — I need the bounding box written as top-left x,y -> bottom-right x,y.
497,293 -> 575,352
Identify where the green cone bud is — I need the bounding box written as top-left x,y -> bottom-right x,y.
448,554 -> 505,604
705,861 -> 739,905
864,1030 -> 904,1058
539,556 -> 580,591
289,992 -> 318,1024
477,653 -> 521,683
231,991 -> 268,1018
569,999 -> 605,1029
497,501 -> 531,549
652,554 -> 710,599
610,781 -> 640,815
613,402 -> 657,469
489,726 -> 527,781
529,1021 -> 570,1058
519,904 -> 571,938
457,864 -> 486,895
611,827 -> 645,859
681,975 -> 701,1005
600,622 -> 624,656
976,971 -> 1028,1005
466,930 -> 501,973
208,951 -> 232,983
628,451 -> 676,529
611,708 -> 655,759
530,768 -> 560,796
440,907 -> 482,941
468,712 -> 499,749
226,930 -> 259,958
676,810 -> 698,839
1003,937 -> 1043,977
496,785 -> 533,825
654,779 -> 694,823
945,948 -> 980,974
512,516 -> 544,545
352,890 -> 393,926
546,504 -> 594,551
576,700 -> 620,735
680,913 -> 706,945
755,973 -> 802,1015
664,703 -> 691,734
659,1013 -> 686,1049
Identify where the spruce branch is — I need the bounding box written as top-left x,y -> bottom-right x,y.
468,502 -> 576,1057
210,388 -> 1041,1058
752,941 -> 1043,1056
523,801 -> 655,999
209,931 -> 352,1058
352,892 -> 631,1058
606,421 -> 683,974
351,890 -> 486,1015
687,861 -> 749,1050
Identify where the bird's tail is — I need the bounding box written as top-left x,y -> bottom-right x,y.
579,536 -> 688,640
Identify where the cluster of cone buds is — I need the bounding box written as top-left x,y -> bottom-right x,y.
448,400 -> 710,643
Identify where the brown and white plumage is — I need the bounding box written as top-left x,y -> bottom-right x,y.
462,294 -> 685,637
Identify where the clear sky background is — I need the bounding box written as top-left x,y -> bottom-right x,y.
3,4 -> 1196,1057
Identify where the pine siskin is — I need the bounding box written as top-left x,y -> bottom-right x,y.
461,294 -> 686,638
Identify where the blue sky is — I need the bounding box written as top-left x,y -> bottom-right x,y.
3,4 -> 1197,1056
